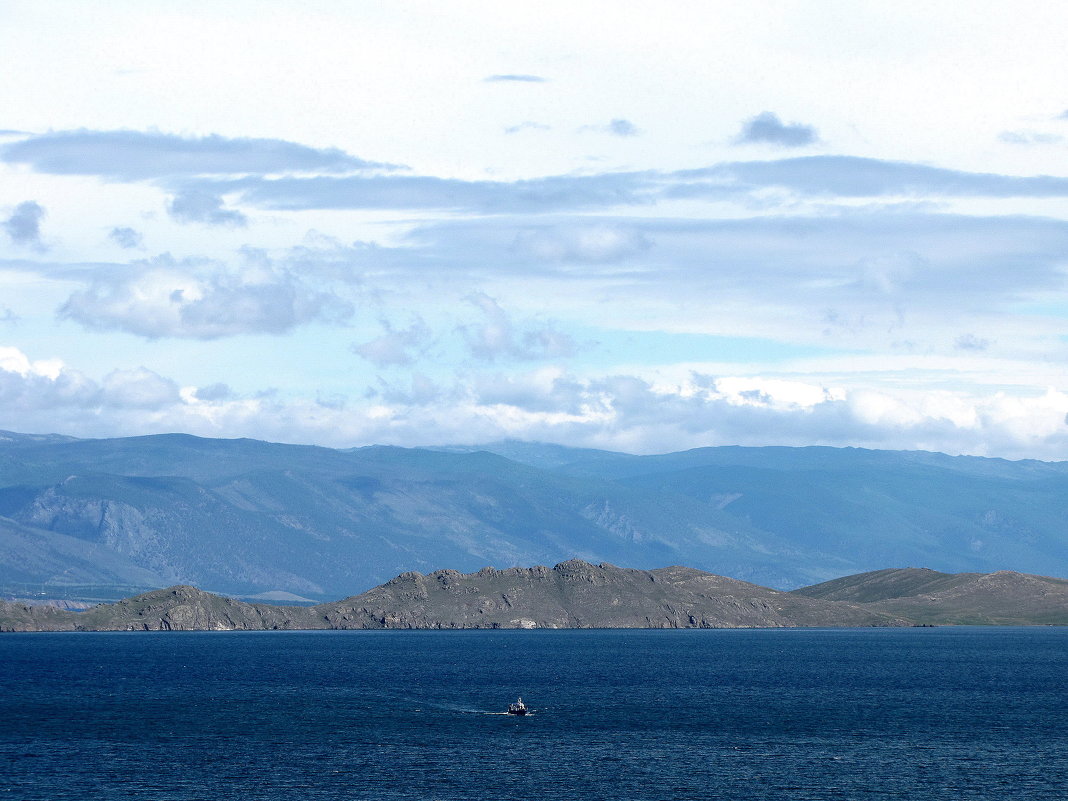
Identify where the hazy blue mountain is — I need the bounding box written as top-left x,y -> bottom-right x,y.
2,433 -> 1068,601
0,515 -> 163,599
425,441 -> 631,470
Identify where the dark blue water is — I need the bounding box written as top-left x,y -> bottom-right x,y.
2,628 -> 1066,800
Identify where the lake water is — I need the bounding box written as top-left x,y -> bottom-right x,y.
2,627 -> 1066,800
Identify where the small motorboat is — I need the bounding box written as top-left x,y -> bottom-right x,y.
507,697 -> 529,716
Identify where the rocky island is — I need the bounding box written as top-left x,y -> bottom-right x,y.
4,560 -> 1066,632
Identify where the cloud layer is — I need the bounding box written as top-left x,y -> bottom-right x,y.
4,344 -> 1068,460
3,117 -> 1068,459
2,130 -> 396,179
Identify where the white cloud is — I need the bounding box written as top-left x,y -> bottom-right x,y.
0,346 -> 63,380
101,367 -> 180,409
58,254 -> 353,339
3,343 -> 1068,459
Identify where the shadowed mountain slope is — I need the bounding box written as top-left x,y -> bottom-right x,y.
0,515 -> 164,597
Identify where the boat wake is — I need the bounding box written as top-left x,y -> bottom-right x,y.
410,697 -> 537,716
412,705 -> 534,716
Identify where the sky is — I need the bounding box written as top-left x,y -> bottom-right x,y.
3,1 -> 1068,458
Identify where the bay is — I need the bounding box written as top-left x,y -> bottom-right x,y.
1,627 -> 1066,800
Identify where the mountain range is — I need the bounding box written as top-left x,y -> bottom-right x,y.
2,430 -> 1068,602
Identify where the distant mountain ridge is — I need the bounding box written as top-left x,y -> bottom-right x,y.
3,561 -> 1065,632
3,431 -> 1068,601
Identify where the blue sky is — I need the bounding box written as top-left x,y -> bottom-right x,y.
3,1 -> 1068,457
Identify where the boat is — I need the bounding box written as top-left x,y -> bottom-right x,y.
507,697 -> 528,716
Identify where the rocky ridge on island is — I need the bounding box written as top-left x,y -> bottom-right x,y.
3,561 -> 1066,632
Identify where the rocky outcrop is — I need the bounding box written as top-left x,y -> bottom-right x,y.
1,586 -> 321,632
314,561 -> 910,629
0,600 -> 78,632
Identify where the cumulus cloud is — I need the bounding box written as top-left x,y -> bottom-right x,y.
4,342 -> 1068,460
0,350 -> 96,422
100,367 -> 181,409
356,369 -> 1068,460
352,319 -> 431,367
3,201 -> 46,247
484,74 -> 546,83
193,382 -> 232,401
108,226 -> 143,249
734,112 -> 819,147
472,369 -> 588,415
1,129 -> 397,179
462,293 -> 576,361
167,189 -> 247,227
58,254 -> 353,339
0,347 -> 246,438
